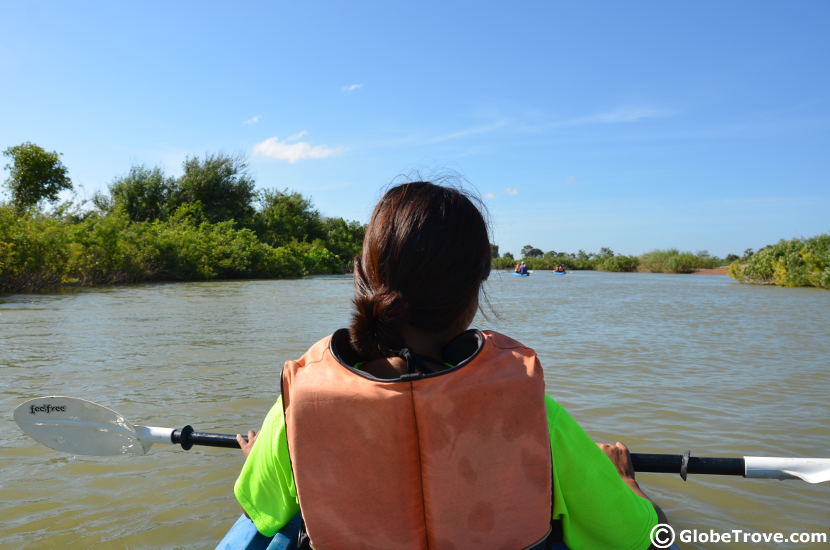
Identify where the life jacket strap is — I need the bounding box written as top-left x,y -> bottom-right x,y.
397,347 -> 448,375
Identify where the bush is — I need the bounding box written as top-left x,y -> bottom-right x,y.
638,249 -> 720,273
728,235 -> 830,289
596,255 -> 639,272
67,210 -> 158,285
153,220 -> 282,280
284,239 -> 345,275
0,206 -> 72,292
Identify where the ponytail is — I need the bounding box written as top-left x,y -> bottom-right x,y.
350,287 -> 406,358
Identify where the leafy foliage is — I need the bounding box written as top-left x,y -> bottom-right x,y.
596,255 -> 639,272
3,142 -> 72,211
321,217 -> 365,265
0,145 -> 367,293
492,247 -> 723,273
728,235 -> 830,289
638,249 -> 720,273
520,244 -> 544,258
0,206 -> 72,292
109,166 -> 177,221
255,189 -> 324,247
176,154 -> 256,224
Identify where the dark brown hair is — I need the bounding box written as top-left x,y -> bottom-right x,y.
350,180 -> 492,358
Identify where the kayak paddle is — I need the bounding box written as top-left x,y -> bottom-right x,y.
13,396 -> 245,456
13,396 -> 830,483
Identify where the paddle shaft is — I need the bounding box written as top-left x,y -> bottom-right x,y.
168,428 -> 744,478
632,452 -> 744,477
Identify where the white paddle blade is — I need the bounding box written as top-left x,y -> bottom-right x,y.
745,456 -> 830,484
13,396 -> 149,456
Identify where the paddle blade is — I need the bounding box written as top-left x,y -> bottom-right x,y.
745,456 -> 830,484
14,396 -> 148,456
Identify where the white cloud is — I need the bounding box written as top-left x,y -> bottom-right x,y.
342,83 -> 363,93
562,176 -> 581,185
243,115 -> 261,125
253,135 -> 344,163
568,107 -> 670,126
485,188 -> 519,200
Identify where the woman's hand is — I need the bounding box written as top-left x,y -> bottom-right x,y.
597,441 -> 636,480
236,430 -> 258,458
597,441 -> 649,499
598,441 -> 670,538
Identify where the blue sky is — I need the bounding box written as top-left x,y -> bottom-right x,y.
2,1 -> 828,257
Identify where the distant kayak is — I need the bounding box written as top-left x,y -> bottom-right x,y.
512,272 -> 530,277
552,271 -> 566,275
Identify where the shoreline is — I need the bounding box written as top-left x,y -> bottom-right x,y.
691,266 -> 729,275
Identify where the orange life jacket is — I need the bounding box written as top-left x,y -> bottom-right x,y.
281,329 -> 552,549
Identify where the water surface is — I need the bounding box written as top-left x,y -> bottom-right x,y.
1,272 -> 827,548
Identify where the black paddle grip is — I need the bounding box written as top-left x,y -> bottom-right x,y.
171,425 -> 246,450
632,452 -> 745,479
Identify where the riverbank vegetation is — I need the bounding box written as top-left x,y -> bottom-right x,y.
7,142 -> 823,294
728,235 -> 829,289
1,143 -> 364,293
492,245 -> 725,273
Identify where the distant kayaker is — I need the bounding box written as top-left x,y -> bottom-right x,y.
233,180 -> 668,549
519,261 -> 529,274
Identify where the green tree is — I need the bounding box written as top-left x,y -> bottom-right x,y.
255,189 -> 324,247
322,217 -> 365,264
176,154 -> 255,224
2,142 -> 72,211
109,165 -> 177,221
490,243 -> 499,258
521,244 -> 543,258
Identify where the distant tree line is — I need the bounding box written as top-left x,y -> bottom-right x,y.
4,142 -> 825,293
495,239 -> 828,289
493,245 -> 725,273
1,142 -> 364,293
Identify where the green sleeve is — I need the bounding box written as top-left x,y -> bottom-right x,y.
545,395 -> 658,550
233,395 -> 299,537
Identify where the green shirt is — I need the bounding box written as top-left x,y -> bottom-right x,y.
234,394 -> 657,550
